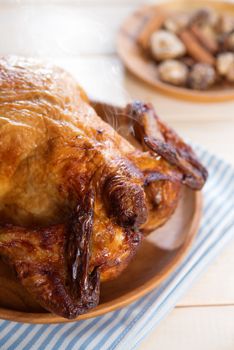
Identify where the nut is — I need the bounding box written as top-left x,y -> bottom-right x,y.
200,25 -> 217,42
164,12 -> 190,34
158,59 -> 188,86
226,64 -> 234,82
218,14 -> 234,34
226,32 -> 234,51
150,30 -> 186,61
218,31 -> 234,52
190,7 -> 220,28
188,63 -> 216,90
216,52 -> 234,75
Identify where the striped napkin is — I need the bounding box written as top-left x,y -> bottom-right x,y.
0,145 -> 234,350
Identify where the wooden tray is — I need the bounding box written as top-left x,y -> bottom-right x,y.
117,0 -> 234,102
0,101 -> 203,324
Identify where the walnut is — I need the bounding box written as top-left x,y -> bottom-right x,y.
188,63 -> 216,90
150,30 -> 186,61
158,59 -> 188,86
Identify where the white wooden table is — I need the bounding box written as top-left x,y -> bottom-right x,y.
0,0 -> 234,348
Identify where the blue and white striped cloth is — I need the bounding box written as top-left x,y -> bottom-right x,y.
0,145 -> 234,350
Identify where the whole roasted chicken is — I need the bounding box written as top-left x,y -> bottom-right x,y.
0,56 -> 207,318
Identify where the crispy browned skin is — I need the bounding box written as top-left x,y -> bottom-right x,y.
0,56 -> 207,318
93,100 -> 207,231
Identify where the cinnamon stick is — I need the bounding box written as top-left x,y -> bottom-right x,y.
137,10 -> 166,50
190,24 -> 218,54
179,29 -> 215,65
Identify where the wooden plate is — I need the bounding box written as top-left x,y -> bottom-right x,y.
117,0 -> 234,102
0,101 -> 203,324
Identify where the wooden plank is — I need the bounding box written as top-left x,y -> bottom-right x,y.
139,306 -> 234,350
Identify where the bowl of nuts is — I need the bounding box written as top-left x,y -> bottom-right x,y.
117,0 -> 234,102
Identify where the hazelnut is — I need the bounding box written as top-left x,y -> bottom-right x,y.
150,30 -> 186,61
226,32 -> 234,51
218,14 -> 234,34
158,59 -> 188,86
164,12 -> 190,34
226,64 -> 234,82
216,52 -> 234,76
199,25 -> 217,42
188,63 -> 216,90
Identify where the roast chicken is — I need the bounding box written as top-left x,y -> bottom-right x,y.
0,56 -> 207,318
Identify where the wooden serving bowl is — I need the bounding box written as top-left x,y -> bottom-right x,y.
0,101 -> 203,324
117,0 -> 234,102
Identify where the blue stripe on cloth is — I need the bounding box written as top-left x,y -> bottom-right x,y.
37,324 -> 65,350
52,317 -> 101,350
129,218 -> 233,342
0,146 -> 233,350
0,321 -> 9,333
69,310 -> 122,350
123,219 -> 234,350
0,323 -> 23,348
108,217 -> 233,349
7,325 -> 34,350
23,324 -> 48,350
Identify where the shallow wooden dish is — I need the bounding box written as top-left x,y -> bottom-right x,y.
0,101 -> 203,324
117,0 -> 234,102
